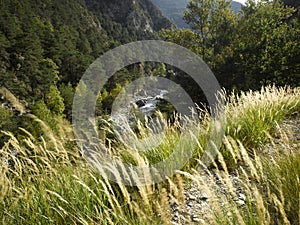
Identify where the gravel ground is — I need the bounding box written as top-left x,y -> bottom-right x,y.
168,114 -> 300,225
168,171 -> 247,225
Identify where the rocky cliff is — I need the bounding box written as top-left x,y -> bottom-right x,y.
85,0 -> 173,40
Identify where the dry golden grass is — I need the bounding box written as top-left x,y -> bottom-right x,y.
0,86 -> 299,224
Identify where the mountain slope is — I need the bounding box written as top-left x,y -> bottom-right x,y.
0,0 -> 172,101
151,0 -> 242,28
85,0 -> 173,40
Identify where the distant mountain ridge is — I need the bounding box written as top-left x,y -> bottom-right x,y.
85,0 -> 173,37
151,0 -> 243,28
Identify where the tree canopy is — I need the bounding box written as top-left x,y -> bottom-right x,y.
161,0 -> 300,90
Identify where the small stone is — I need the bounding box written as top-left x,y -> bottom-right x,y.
187,202 -> 193,207
238,193 -> 246,201
192,215 -> 201,222
232,176 -> 239,184
200,192 -> 208,201
236,199 -> 245,206
189,195 -> 197,200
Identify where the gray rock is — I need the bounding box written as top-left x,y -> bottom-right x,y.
191,215 -> 201,222
236,199 -> 245,206
238,193 -> 246,201
200,192 -> 208,201
189,194 -> 197,200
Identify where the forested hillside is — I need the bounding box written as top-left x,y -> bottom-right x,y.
0,0 -> 172,119
0,0 -> 173,144
0,0 -> 172,99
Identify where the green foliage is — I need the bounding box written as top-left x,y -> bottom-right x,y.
87,0 -> 172,43
0,0 -> 175,134
1,0 -> 167,104
183,0 -> 238,62
38,58 -> 59,94
46,85 -> 65,117
59,83 -> 75,120
31,100 -> 58,133
0,0 -> 104,99
0,107 -> 17,145
109,83 -> 123,99
183,0 -> 214,60
217,0 -> 300,89
162,0 -> 300,90
160,28 -> 201,54
152,63 -> 167,77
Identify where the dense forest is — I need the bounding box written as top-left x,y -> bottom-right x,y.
0,0 -> 173,142
161,0 -> 299,88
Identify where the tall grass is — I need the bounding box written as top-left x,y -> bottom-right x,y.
0,86 -> 299,224
0,128 -> 160,224
226,86 -> 300,148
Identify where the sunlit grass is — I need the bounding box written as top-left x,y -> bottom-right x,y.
0,85 -> 299,224
226,86 -> 300,148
